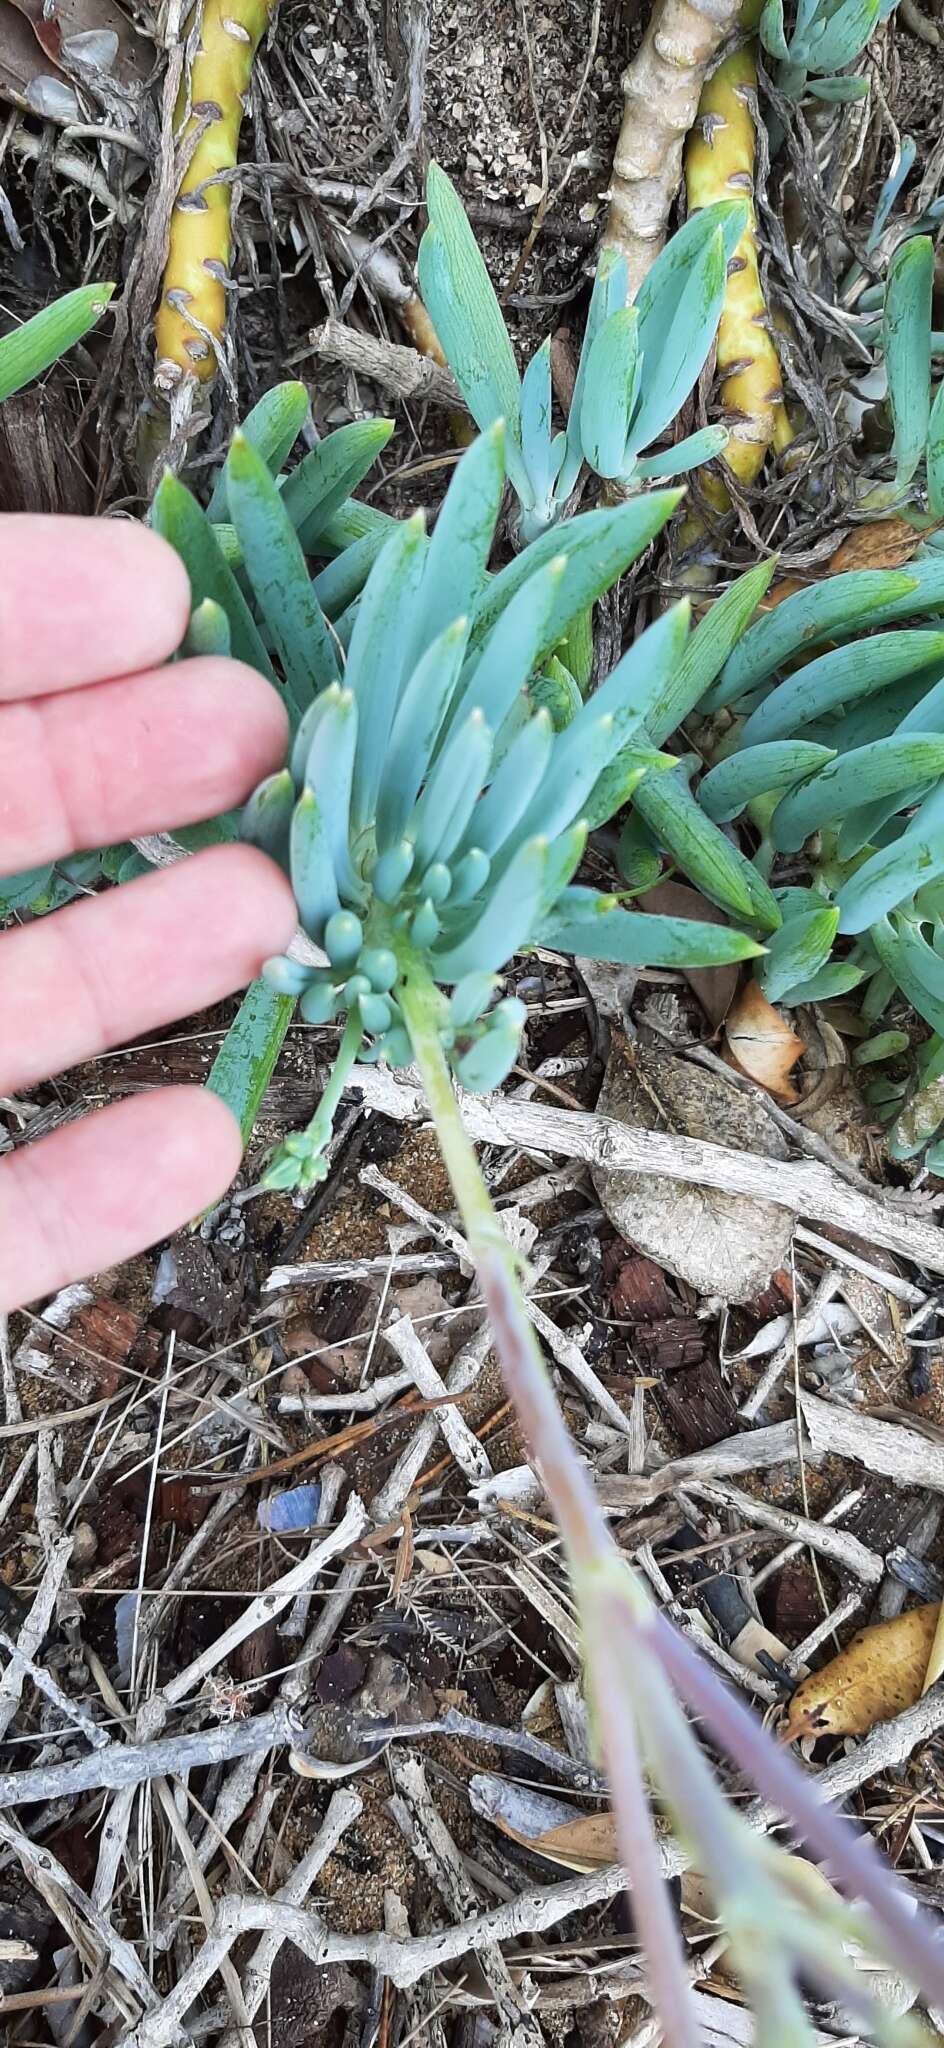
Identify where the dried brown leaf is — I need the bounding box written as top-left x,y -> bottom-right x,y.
921,1600 -> 944,1694
593,1036 -> 793,1301
780,1603 -> 939,1742
762,518 -> 937,614
492,1805 -> 619,1872
828,518 -> 931,574
724,982 -> 805,1104
640,880 -> 742,1027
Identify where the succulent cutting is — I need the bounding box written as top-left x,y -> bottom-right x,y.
417,163 -> 748,540
167,417 -> 764,1186
759,0 -> 899,104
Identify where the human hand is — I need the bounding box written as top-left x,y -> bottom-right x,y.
0,515 -> 296,1313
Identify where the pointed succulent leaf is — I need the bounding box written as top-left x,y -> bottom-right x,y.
634,770 -> 782,929
431,837 -> 549,978
884,236 -> 933,490
576,603 -> 690,755
895,672 -> 944,736
290,787 -> 340,941
867,137 -> 917,253
648,555 -> 778,745
208,381 -> 309,520
928,379 -> 944,521
304,685 -> 365,904
776,958 -> 868,1003
241,768 -> 295,866
376,618 -> 471,849
402,424 -> 504,675
281,419 -> 396,552
539,820 -> 588,914
290,688 -> 337,786
699,742 -> 837,823
0,281 -> 114,405
418,164 -> 527,494
314,529 -> 391,618
871,913 -> 944,1036
634,424 -> 729,480
845,551 -> 944,628
769,733 -> 944,850
807,0 -> 880,71
558,246 -> 628,499
348,511 -> 428,832
756,906 -> 840,1004
226,433 -> 339,719
450,848 -> 491,902
151,472 -> 275,680
471,493 -> 682,661
456,710 -> 554,857
633,204 -> 746,391
529,656 -> 582,731
759,0 -> 791,61
520,338 -> 563,512
805,662 -> 944,755
410,709 -> 493,870
806,74 -> 870,99
889,916 -> 944,1005
837,786 -> 944,930
502,711 -> 617,855
207,978 -> 295,1150
736,629 -> 944,746
579,308 -> 641,479
183,598 -> 231,659
452,558 -> 565,741
629,210 -> 747,452
582,745 -> 674,834
709,568 -> 920,708
539,888 -> 764,965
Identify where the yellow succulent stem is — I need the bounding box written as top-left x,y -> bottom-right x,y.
154,0 -> 277,390
683,27 -> 787,529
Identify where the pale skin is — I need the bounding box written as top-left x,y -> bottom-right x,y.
0,516 -> 298,1313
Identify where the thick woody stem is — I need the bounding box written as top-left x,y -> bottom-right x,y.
604,0 -> 743,300
154,0 -> 277,390
685,39 -> 787,498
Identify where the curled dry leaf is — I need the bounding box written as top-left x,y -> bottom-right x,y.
826,517 -> 934,575
780,1603 -> 939,1742
472,1772 -> 618,1872
762,518 -> 934,613
724,980 -> 806,1104
640,879 -> 743,1028
593,1036 -> 793,1301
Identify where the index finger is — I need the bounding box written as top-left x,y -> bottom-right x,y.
0,516 -> 191,698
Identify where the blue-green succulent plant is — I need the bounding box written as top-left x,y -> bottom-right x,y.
417,163 -> 748,541
760,0 -> 898,104
210,421 -> 762,1187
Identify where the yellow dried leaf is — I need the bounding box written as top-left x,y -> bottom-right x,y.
921,1599 -> 944,1694
762,518 -> 935,613
491,1806 -> 619,1873
724,981 -> 805,1104
780,1604 -> 939,1742
828,518 -> 931,574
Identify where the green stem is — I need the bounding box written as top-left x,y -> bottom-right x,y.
309,1005 -> 364,1147
268,1004 -> 364,1189
397,955 -> 608,1575
398,952 -> 699,2047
